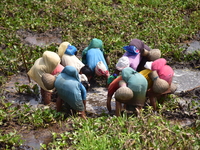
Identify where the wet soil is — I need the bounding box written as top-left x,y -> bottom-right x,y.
0,29 -> 200,149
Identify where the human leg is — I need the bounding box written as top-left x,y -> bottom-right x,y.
115,101 -> 122,117
56,97 -> 63,112
107,95 -> 112,112
41,88 -> 52,105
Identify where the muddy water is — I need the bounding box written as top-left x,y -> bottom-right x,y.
16,29 -> 62,47
2,69 -> 199,149
3,69 -> 199,116
24,35 -> 62,47
173,68 -> 200,93
182,40 -> 200,54
2,32 -> 200,149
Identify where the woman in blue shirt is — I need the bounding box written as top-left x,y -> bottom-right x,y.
55,66 -> 87,119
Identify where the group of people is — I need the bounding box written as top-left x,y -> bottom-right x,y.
27,38 -> 176,119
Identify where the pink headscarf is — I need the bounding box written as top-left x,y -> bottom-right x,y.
151,58 -> 174,84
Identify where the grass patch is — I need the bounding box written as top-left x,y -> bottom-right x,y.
0,0 -> 200,149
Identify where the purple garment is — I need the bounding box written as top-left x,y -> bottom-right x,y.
123,52 -> 141,70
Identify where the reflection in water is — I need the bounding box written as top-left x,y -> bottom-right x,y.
24,36 -> 62,47
16,29 -> 62,47
86,87 -> 115,115
173,68 -> 200,93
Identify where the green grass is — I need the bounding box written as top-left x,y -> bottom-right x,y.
0,0 -> 200,149
42,106 -> 200,150
1,0 -> 200,77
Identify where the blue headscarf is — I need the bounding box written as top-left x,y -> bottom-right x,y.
64,45 -> 77,55
123,45 -> 140,55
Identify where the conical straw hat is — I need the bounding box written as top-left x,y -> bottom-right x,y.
142,49 -> 161,61
42,73 -> 56,90
115,87 -> 134,103
148,49 -> 161,61
170,83 -> 177,93
149,71 -> 169,94
149,70 -> 159,80
153,78 -> 169,94
141,49 -> 149,57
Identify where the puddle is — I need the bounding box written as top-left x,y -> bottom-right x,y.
169,118 -> 195,127
3,68 -> 200,113
172,68 -> 200,93
16,29 -> 62,47
182,40 -> 200,54
20,130 -> 53,150
2,68 -> 200,149
86,87 -> 115,115
24,36 -> 62,47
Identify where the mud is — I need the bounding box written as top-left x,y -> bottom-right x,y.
16,29 -> 63,47
1,29 -> 200,149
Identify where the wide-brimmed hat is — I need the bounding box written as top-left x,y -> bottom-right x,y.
42,73 -> 56,90
95,61 -> 110,77
116,56 -> 130,71
149,71 -> 169,93
57,42 -> 70,58
115,87 -> 134,103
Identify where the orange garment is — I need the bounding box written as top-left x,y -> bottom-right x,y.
107,69 -> 153,97
107,76 -> 123,97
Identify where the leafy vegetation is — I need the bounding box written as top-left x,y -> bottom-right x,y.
0,0 -> 200,149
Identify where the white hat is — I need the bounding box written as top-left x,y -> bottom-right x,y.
116,56 -> 129,71
95,61 -> 110,77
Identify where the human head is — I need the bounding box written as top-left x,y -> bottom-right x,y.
88,38 -> 104,51
116,56 -> 129,71
128,39 -> 150,53
81,81 -> 90,92
64,45 -> 77,55
80,65 -> 93,81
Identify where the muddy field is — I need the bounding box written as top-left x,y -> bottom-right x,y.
0,29 -> 200,149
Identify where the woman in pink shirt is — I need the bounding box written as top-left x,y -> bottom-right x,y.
146,58 -> 174,111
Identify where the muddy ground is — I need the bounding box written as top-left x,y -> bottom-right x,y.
0,29 -> 200,149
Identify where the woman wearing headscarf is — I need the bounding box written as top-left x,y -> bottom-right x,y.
54,66 -> 87,119
115,67 -> 148,116
27,51 -> 64,105
82,38 -> 110,79
145,58 -> 175,111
